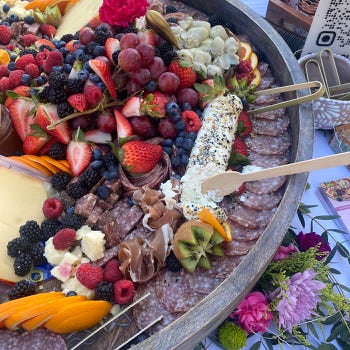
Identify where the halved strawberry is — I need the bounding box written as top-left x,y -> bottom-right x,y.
65,40 -> 81,52
137,30 -> 155,46
121,96 -> 142,117
114,109 -> 133,139
118,140 -> 163,175
35,104 -> 71,145
233,136 -> 248,156
168,61 -> 197,89
104,37 -> 120,64
34,38 -> 55,49
141,91 -> 167,118
84,129 -> 112,144
68,93 -> 88,112
66,130 -> 92,176
4,85 -> 31,108
8,98 -> 36,141
89,59 -> 117,98
23,124 -> 50,155
236,110 -> 252,137
39,136 -> 60,155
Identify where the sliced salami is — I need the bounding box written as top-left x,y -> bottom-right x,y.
251,115 -> 289,136
250,107 -> 285,120
226,205 -> 276,229
229,220 -> 264,242
256,76 -> 274,90
245,176 -> 287,194
257,61 -> 270,76
245,133 -> 290,155
248,151 -> 288,168
252,93 -> 280,105
237,190 -> 283,210
205,255 -> 244,278
155,269 -> 203,313
182,268 -> 224,295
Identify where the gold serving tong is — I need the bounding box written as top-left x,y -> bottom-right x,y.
303,49 -> 350,100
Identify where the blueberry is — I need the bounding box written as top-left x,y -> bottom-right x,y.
162,146 -> 172,156
2,4 -> 10,12
182,102 -> 192,111
175,120 -> 186,131
195,109 -> 203,119
57,41 -> 66,49
91,160 -> 104,170
241,97 -> 248,110
171,155 -> 181,167
7,62 -> 16,71
66,291 -> 77,297
161,139 -> 173,147
59,47 -> 68,56
170,113 -> 181,123
92,149 -> 103,160
175,137 -> 184,147
181,154 -> 189,166
89,72 -> 100,83
10,54 -> 17,62
66,206 -> 75,215
52,65 -> 63,73
166,101 -> 180,117
96,81 -> 106,92
77,69 -> 89,81
182,138 -> 193,152
62,63 -> 72,73
177,131 -> 185,138
1,21 -> 9,26
36,75 -> 47,85
177,147 -> 185,156
52,39 -> 60,48
64,53 -> 75,64
8,14 -> 19,23
74,49 -> 85,61
186,131 -> 197,142
21,74 -> 32,86
96,185 -> 110,199
145,80 -> 157,93
93,45 -> 106,57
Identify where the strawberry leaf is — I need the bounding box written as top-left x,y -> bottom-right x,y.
228,151 -> 250,166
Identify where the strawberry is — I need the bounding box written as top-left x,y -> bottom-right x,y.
34,38 -> 55,50
8,98 -> 36,141
39,24 -> 56,37
39,136 -> 60,155
181,110 -> 202,132
35,104 -> 71,145
76,263 -> 103,290
83,84 -> 103,106
23,124 -> 50,155
89,59 -> 117,98
104,37 -> 120,64
137,30 -> 155,46
169,61 -> 197,89
65,39 -> 81,52
84,129 -> 112,144
68,93 -> 88,112
141,91 -> 167,118
121,96 -> 142,117
4,85 -> 31,108
114,109 -> 133,139
237,110 -> 252,137
53,228 -> 76,250
103,259 -> 122,283
195,75 -> 226,108
236,59 -> 253,74
66,130 -> 92,176
228,137 -> 249,167
118,140 -> 163,175
233,136 -> 248,156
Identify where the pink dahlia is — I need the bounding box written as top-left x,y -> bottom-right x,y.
276,268 -> 325,331
233,291 -> 273,334
273,244 -> 297,261
295,231 -> 331,260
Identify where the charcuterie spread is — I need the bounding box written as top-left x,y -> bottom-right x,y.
0,0 -> 292,348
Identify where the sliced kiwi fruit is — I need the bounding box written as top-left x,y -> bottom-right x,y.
172,220 -> 224,273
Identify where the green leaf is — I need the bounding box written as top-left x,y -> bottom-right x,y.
297,209 -> 306,228
321,231 -> 329,243
327,323 -> 347,341
249,341 -> 261,350
327,228 -> 349,234
5,91 -> 21,98
322,312 -> 341,325
228,151 -> 250,166
336,242 -> 349,258
318,344 -> 339,350
192,343 -> 205,350
308,321 -> 320,339
336,339 -> 350,350
194,83 -> 213,94
314,215 -> 341,220
264,338 -> 274,350
325,247 -> 337,264
338,284 -> 350,293
329,267 -> 341,274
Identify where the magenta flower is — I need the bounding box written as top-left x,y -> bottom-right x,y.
233,291 -> 273,334
273,244 -> 297,261
275,268 -> 325,331
295,231 -> 331,260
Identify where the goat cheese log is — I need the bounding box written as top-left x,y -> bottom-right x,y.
180,93 -> 243,222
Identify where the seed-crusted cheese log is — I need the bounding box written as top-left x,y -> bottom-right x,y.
181,94 -> 243,221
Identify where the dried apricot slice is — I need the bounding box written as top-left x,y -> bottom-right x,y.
45,300 -> 112,333
41,156 -> 72,174
9,156 -> 53,176
24,155 -> 60,175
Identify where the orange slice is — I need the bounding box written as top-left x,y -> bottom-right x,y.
198,207 -> 232,242
59,159 -> 70,168
249,52 -> 259,72
45,300 -> 112,333
25,0 -> 69,11
10,295 -> 87,331
238,42 -> 252,61
24,155 -> 60,175
41,156 -> 72,174
9,156 -> 53,176
0,292 -> 64,328
251,68 -> 261,87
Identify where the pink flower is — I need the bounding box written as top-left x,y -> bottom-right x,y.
99,0 -> 149,27
295,231 -> 331,260
273,244 -> 297,261
276,268 -> 325,331
233,291 -> 273,334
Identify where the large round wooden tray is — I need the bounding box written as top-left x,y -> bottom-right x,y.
132,0 -> 314,349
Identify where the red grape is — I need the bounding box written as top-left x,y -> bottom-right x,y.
131,68 -> 151,86
118,48 -> 142,72
126,79 -> 141,95
129,116 -> 152,136
177,88 -> 199,108
69,114 -> 95,130
79,27 -> 95,45
120,33 -> 140,49
135,44 -> 155,66
158,72 -> 180,93
147,57 -> 167,80
158,119 -> 177,139
97,112 -> 116,133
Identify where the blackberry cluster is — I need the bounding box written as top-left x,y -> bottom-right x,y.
95,281 -> 114,301
66,182 -> 89,199
7,237 -> 31,257
80,167 -> 101,189
165,251 -> 182,272
208,15 -> 224,27
57,102 -> 74,118
41,219 -> 61,240
31,242 -> 47,265
112,50 -> 121,65
66,78 -> 85,93
48,71 -> 66,89
8,280 -> 36,300
165,5 -> 178,13
13,253 -> 33,276
103,152 -> 118,168
60,33 -> 74,42
156,41 -> 177,66
94,26 -> 111,45
61,213 -> 84,230
19,48 -> 37,57
47,87 -> 69,104
19,220 -> 42,243
48,142 -> 67,159
51,171 -> 72,191
39,86 -> 51,101
85,41 -> 98,55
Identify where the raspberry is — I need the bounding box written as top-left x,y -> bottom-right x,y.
236,60 -> 252,74
40,24 -> 56,37
0,77 -> 10,92
35,50 -> 48,67
181,110 -> 202,133
52,228 -> 76,250
8,70 -> 24,89
103,259 -> 122,283
84,84 -> 102,106
0,65 -> 9,78
15,54 -> 36,71
42,51 -> 63,73
42,197 -> 63,219
24,63 -> 40,78
113,279 -> 135,305
22,34 -> 38,47
76,263 -> 103,290
0,25 -> 11,45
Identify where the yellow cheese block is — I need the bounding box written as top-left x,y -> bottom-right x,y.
0,166 -> 48,283
55,0 -> 103,39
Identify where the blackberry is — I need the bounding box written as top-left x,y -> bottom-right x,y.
13,253 -> 33,276
165,5 -> 178,13
66,78 -> 85,93
94,26 -> 111,45
61,213 -> 84,230
95,281 -> 114,301
157,41 -> 174,57
103,152 -> 118,168
48,142 -> 67,159
112,50 -> 121,65
85,41 -> 98,55
57,101 -> 74,118
162,50 -> 177,66
208,15 -> 224,27
48,71 -> 66,89
59,191 -> 76,209
41,219 -> 61,240
60,33 -> 74,42
167,17 -> 177,24
73,31 -> 80,40
121,26 -> 137,34
48,87 -> 68,104
7,237 -> 31,257
51,171 -> 72,191
19,220 -> 42,243
19,48 -> 37,57
66,182 -> 88,199
31,242 -> 47,265
8,280 -> 36,300
165,251 -> 182,272
80,167 -> 101,189
39,85 -> 51,101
